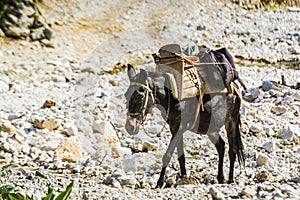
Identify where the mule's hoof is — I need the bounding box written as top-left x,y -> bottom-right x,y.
155,184 -> 163,189
155,181 -> 164,189
227,179 -> 234,184
217,176 -> 224,184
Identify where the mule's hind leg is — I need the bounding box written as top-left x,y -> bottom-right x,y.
225,119 -> 237,184
226,94 -> 244,184
207,132 -> 225,184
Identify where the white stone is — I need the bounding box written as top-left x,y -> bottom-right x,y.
280,124 -> 300,141
209,186 -> 225,200
271,106 -> 287,115
280,184 -> 299,197
41,139 -> 62,151
117,175 -> 137,188
256,153 -> 269,166
0,80 -> 9,93
255,169 -> 272,182
22,144 -> 31,155
265,118 -> 276,125
0,122 -> 16,135
249,123 -> 263,133
14,133 -> 24,144
243,87 -> 260,102
262,141 -> 275,153
142,140 -> 159,152
91,120 -> 131,158
8,112 -> 23,120
281,95 -> 294,106
240,124 -> 250,134
111,169 -> 126,178
93,120 -> 114,134
262,80 -> 275,92
33,118 -> 59,131
290,91 -> 300,101
2,142 -> 11,153
122,153 -> 156,173
63,122 -> 78,136
30,147 -> 42,159
55,139 -> 83,162
241,186 -> 256,197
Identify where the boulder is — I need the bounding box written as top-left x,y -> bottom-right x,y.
0,0 -> 34,38
122,153 -> 157,173
0,0 -> 54,42
55,139 -> 83,162
92,120 -> 131,158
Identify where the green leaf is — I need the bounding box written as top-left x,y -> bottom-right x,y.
42,187 -> 54,200
54,181 -> 74,200
0,171 -> 6,177
2,163 -> 17,169
24,193 -> 35,200
0,185 -> 15,193
7,193 -> 24,200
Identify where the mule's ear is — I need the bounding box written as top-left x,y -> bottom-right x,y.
139,69 -> 148,83
127,64 -> 136,81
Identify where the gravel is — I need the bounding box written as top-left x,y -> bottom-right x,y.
0,0 -> 299,199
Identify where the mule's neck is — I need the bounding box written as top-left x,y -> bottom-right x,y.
150,74 -> 175,122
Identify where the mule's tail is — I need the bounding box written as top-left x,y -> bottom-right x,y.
235,94 -> 245,167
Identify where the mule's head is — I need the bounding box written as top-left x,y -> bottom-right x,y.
124,64 -> 155,135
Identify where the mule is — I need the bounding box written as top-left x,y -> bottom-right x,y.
124,64 -> 245,188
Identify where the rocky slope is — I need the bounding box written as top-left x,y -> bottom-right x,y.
0,0 -> 299,199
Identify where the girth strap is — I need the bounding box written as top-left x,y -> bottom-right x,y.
189,82 -> 235,130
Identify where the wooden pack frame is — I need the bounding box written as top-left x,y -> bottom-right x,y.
153,44 -> 232,101
152,44 -> 204,101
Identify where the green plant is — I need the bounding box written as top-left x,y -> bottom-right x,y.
0,171 -> 5,177
0,0 -> 7,18
0,181 -> 74,200
2,163 -> 17,169
272,134 -> 283,139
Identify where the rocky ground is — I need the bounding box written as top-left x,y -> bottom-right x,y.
0,0 -> 299,199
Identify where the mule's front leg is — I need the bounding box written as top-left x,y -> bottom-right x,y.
177,135 -> 186,177
156,131 -> 184,188
215,137 -> 225,183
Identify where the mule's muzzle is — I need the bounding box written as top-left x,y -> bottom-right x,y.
125,117 -> 141,135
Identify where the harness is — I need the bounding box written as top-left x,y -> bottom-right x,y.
127,80 -> 156,123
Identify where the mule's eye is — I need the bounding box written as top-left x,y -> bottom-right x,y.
137,87 -> 145,93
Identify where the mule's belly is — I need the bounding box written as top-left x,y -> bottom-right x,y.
191,94 -> 230,134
